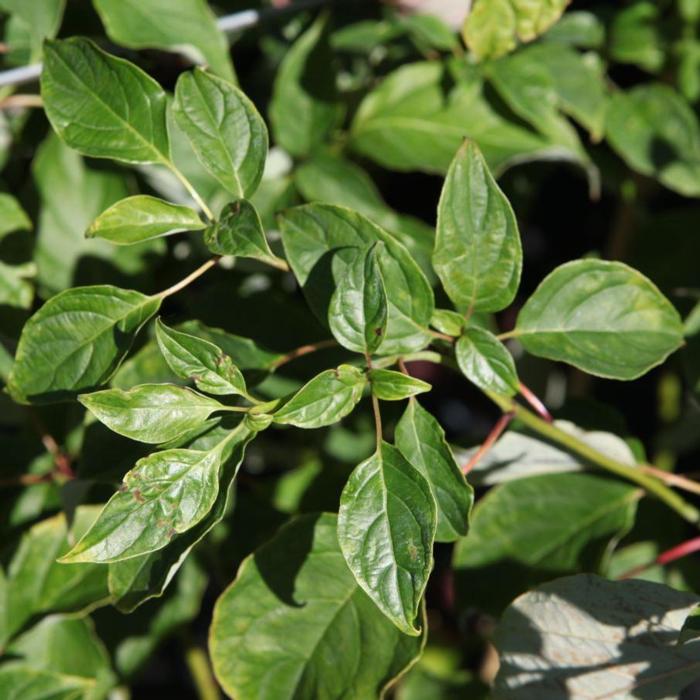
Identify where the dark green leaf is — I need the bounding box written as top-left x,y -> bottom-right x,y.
338,442 -> 436,635
86,195 -> 204,245
8,285 -> 160,403
514,260 -> 684,379
369,369 -> 431,401
79,383 -> 226,444
395,400 -> 473,542
41,37 -> 170,164
329,243 -> 388,354
210,513 -> 425,698
455,327 -> 518,397
273,365 -> 366,429
173,68 -> 268,197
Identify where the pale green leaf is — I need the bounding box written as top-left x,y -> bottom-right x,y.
514,260 -> 684,379
0,0 -> 64,61
0,664 -> 92,700
338,442 -> 436,635
210,513 -> 425,699
8,285 -> 160,403
455,327 -> 518,397
369,369 -> 430,401
173,68 -> 268,197
0,261 -> 35,310
395,400 -> 473,542
86,195 -> 204,245
0,192 -> 31,240
430,308 -> 465,337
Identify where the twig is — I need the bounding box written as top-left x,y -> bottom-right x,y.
157,257 -> 221,299
518,381 -> 552,422
618,536 -> 700,579
0,94 -> 43,109
429,329 -> 456,343
167,163 -> 215,221
638,464 -> 700,497
0,473 -> 52,488
365,352 -> 383,446
271,339 -> 337,369
462,411 -> 514,475
27,408 -> 75,479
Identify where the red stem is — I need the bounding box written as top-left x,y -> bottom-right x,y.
618,536 -> 700,579
462,411 -> 515,475
518,382 -> 552,423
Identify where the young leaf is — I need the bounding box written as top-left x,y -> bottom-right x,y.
210,514 -> 425,699
495,574 -> 700,698
369,369 -> 431,401
279,204 -> 434,355
338,442 -> 436,635
434,141 -> 522,314
329,243 -> 388,354
93,0 -> 235,83
395,400 -> 473,542
269,14 -> 340,157
430,308 -> 465,337
41,38 -> 170,164
8,285 -> 160,403
155,319 -> 248,397
455,327 -> 518,397
273,365 -> 366,429
514,260 -> 684,379
60,424 -> 249,563
86,195 -> 204,245
203,199 -> 285,267
79,384 -> 226,444
173,68 -> 268,197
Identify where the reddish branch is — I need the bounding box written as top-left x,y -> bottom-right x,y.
462,411 -> 515,475
618,536 -> 700,580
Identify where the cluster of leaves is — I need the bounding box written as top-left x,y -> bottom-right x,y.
2,0 -> 700,698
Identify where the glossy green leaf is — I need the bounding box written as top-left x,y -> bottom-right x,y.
210,513 -> 425,699
173,68 -> 268,197
279,204 -> 434,355
203,199 -> 285,267
434,141 -> 522,313
338,442 -> 436,635
514,260 -> 684,379
155,319 -> 248,397
86,195 -> 204,245
0,192 -> 31,240
41,38 -> 170,165
495,574 -> 700,699
273,365 -> 366,429
61,423 -> 249,563
455,327 -> 518,397
463,0 -> 570,60
79,383 -> 226,444
269,14 -> 340,157
606,84 -> 700,196
329,243 -> 388,354
395,400 -> 473,542
369,369 -> 431,401
430,308 -> 465,337
93,0 -> 235,82
8,285 -> 160,403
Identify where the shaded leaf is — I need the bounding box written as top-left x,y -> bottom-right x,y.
455,327 -> 518,397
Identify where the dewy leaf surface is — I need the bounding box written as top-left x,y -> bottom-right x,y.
86,195 -> 204,245
173,68 -> 268,197
514,260 -> 684,379
210,513 -> 425,699
455,327 -> 518,397
8,285 -> 160,403
395,400 -> 473,542
79,383 -> 226,444
338,442 -> 436,635
495,574 -> 700,699
434,141 -> 522,313
41,37 -> 170,165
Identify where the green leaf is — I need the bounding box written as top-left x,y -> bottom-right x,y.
455,328 -> 518,397
541,10 -> 604,49
273,365 -> 367,429
430,308 -> 465,337
61,422 -> 250,563
203,199 -> 285,268
173,68 -> 268,198
609,2 -> 664,73
269,14 -> 340,157
210,513 -> 425,699
463,0 -> 570,60
8,285 -> 160,403
79,383 -> 226,444
606,84 -> 700,197
329,243 -> 388,354
0,261 -> 35,310
514,260 -> 684,380
338,442 -> 436,635
279,204 -> 434,355
0,0 -> 64,61
395,400 -> 473,542
0,192 -> 32,240
369,369 -> 431,401
41,37 -> 170,165
495,574 -> 700,698
0,663 -> 93,700
434,141 -> 522,314
93,0 -> 235,82
86,195 -> 204,245
155,319 -> 248,397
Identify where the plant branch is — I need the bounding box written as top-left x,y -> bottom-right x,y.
618,536 -> 700,579
518,382 -> 552,422
0,93 -> 42,109
157,257 -> 221,299
184,643 -> 221,700
271,339 -> 337,369
27,408 -> 75,479
428,329 -> 456,343
638,464 -> 700,497
365,352 -> 383,446
462,411 -> 514,475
